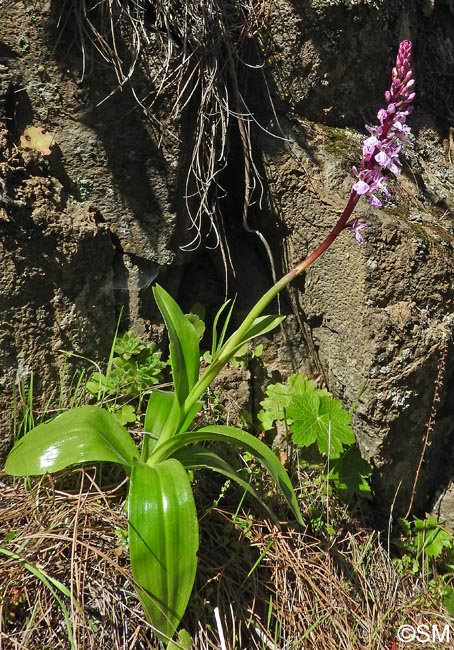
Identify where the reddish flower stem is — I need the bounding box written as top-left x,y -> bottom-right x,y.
181,190 -> 361,418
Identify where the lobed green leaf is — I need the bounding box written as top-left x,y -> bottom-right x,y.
288,393 -> 355,459
328,446 -> 372,501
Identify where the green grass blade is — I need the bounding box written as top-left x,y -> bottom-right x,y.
4,405 -> 138,476
128,459 -> 199,642
212,298 -> 235,358
0,546 -> 80,649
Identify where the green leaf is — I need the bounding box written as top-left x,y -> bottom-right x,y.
144,390 -> 181,441
173,446 -> 276,520
258,382 -> 294,429
143,391 -> 202,459
442,586 -> 454,616
167,628 -> 193,650
185,311 -> 205,341
414,517 -> 453,558
233,315 -> 284,352
114,330 -> 145,359
288,393 -> 354,459
153,285 -> 200,405
328,446 -> 372,501
258,375 -> 325,430
128,459 -> 199,642
4,406 -> 138,476
148,425 -> 303,525
85,371 -> 117,398
112,404 -> 137,426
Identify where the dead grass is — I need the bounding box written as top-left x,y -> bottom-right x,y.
1,466 -> 452,649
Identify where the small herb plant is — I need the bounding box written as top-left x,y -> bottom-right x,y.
5,286 -> 301,645
258,374 -> 372,502
4,41 -> 416,646
395,515 -> 454,615
85,330 -> 166,424
86,330 -> 166,399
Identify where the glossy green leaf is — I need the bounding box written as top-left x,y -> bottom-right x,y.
237,315 -> 284,348
144,390 -> 180,444
144,390 -> 202,437
148,426 -> 303,525
153,285 -> 200,405
172,445 -> 276,520
4,406 -> 138,476
128,459 -> 199,642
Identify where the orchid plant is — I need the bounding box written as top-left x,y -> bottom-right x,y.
4,42 -> 414,646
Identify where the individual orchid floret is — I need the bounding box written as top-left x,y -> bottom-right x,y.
349,218 -> 368,244
352,167 -> 390,207
349,40 -> 415,242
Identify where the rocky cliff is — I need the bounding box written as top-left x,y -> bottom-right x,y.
0,0 -> 453,517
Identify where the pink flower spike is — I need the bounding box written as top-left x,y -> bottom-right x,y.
352,40 -> 414,209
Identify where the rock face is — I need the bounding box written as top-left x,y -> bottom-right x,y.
1,0 -> 454,517
260,119 -> 454,515
253,0 -> 454,515
0,0 -> 181,457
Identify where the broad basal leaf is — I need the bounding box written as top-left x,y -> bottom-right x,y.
153,285 -> 200,405
172,445 -> 276,520
128,459 -> 198,642
4,406 -> 138,476
144,390 -> 180,444
143,390 -> 202,461
288,393 -> 354,459
148,425 -> 303,525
